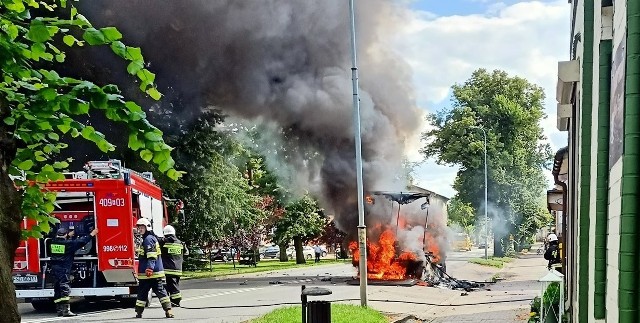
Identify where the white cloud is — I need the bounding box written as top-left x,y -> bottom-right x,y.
395,0 -> 569,195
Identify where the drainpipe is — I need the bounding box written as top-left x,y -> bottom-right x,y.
577,2 -> 594,322
552,147 -> 568,275
624,1 -> 640,322
593,38 -> 612,320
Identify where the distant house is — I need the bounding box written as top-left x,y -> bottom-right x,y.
407,185 -> 449,224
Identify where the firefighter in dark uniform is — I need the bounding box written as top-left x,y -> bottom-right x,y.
50,226 -> 98,317
544,233 -> 562,273
134,218 -> 174,318
160,225 -> 184,307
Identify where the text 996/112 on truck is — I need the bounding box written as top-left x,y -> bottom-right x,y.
12,160 -> 179,311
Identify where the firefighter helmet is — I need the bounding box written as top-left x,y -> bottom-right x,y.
136,218 -> 152,230
56,228 -> 68,237
163,225 -> 176,236
548,233 -> 558,242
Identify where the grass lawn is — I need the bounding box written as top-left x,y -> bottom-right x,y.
183,259 -> 351,280
468,256 -> 514,268
251,304 -> 387,323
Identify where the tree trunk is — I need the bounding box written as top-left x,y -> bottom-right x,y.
278,244 -> 288,262
293,236 -> 305,264
0,100 -> 23,323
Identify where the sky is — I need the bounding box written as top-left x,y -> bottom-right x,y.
392,0 -> 570,198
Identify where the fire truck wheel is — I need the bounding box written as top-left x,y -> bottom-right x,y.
31,300 -> 56,312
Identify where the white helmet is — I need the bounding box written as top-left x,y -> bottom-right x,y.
163,225 -> 176,236
548,233 -> 558,242
136,218 -> 152,230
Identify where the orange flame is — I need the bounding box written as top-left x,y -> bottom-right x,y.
349,228 -> 421,280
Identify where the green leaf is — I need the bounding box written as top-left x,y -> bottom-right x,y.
47,132 -> 59,140
126,61 -> 143,75
57,122 -> 71,134
81,126 -> 95,140
146,87 -> 162,100
128,133 -> 145,150
5,24 -> 19,40
62,34 -> 76,46
140,149 -> 153,162
124,101 -> 143,114
82,28 -> 106,45
40,88 -> 57,100
90,91 -> 108,109
125,47 -> 143,61
167,169 -> 181,180
28,20 -> 51,42
5,0 -> 26,12
110,41 -> 126,58
17,159 -> 34,171
136,69 -> 155,85
31,42 -> 46,60
144,131 -> 162,142
4,117 -> 16,125
100,27 -> 122,41
53,161 -> 69,169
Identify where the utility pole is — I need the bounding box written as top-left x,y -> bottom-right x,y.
482,129 -> 488,260
348,0 -> 367,307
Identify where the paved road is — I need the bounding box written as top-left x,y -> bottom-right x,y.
19,248 -> 495,323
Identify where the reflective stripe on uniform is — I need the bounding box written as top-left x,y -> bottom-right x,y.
159,296 -> 170,304
170,293 -> 182,299
165,269 -> 182,276
136,300 -> 146,307
54,296 -> 70,303
137,271 -> 165,279
146,252 -> 158,258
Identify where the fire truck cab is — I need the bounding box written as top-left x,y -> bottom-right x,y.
12,160 -> 172,311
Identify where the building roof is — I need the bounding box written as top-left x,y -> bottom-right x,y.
407,185 -> 450,201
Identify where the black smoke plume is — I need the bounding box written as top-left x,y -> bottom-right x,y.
69,1 -> 424,235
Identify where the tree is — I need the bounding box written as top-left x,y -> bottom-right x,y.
273,194 -> 326,264
447,197 -> 475,236
314,220 -> 346,258
0,3 -> 181,321
170,115 -> 264,249
421,69 -> 551,256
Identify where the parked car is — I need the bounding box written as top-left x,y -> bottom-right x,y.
283,246 -> 315,260
210,248 -> 237,262
263,246 -> 280,259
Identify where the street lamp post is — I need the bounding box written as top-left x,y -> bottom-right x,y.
471,126 -> 489,260
348,0 -> 368,306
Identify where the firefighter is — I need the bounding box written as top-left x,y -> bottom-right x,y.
544,233 -> 561,272
134,218 -> 174,319
159,225 -> 184,307
50,226 -> 98,317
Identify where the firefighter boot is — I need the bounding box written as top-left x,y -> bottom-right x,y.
160,300 -> 174,318
135,306 -> 144,318
62,304 -> 77,317
56,304 -> 63,317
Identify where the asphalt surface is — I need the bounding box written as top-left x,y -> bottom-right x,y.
19,248 -> 492,323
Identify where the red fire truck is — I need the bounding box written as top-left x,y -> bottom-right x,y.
12,160 -> 176,311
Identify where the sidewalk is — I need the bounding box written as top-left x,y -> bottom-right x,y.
373,248 -> 549,323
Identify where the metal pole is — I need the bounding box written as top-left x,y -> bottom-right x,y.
349,0 -> 367,307
482,129 -> 488,260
